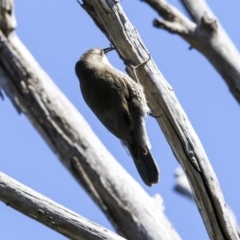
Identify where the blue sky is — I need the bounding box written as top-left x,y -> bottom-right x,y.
1,1 -> 240,239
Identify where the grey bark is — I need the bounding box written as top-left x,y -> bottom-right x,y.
0,1 -> 180,240
174,168 -> 240,237
80,0 -> 239,239
142,0 -> 240,105
0,172 -> 126,240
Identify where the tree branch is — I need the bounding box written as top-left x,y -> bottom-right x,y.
80,0 -> 239,239
0,172 -> 125,240
0,1 -> 180,240
174,168 -> 194,201
142,0 -> 240,105
174,168 -> 240,237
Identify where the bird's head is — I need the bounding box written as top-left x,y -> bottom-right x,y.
80,47 -> 115,66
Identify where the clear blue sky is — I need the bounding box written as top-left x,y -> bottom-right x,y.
1,1 -> 240,239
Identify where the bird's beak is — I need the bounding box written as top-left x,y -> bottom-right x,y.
103,46 -> 115,54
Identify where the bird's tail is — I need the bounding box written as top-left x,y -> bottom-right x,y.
126,101 -> 159,186
130,145 -> 159,186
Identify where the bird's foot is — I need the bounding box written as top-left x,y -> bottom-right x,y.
131,53 -> 151,70
129,53 -> 151,84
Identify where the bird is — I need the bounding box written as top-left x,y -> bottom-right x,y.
75,47 -> 159,186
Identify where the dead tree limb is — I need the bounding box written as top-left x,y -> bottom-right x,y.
174,168 -> 240,237
0,172 -> 126,240
80,0 -> 239,239
0,1 -> 180,240
142,0 -> 240,104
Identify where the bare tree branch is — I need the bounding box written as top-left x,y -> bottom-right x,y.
0,1 -> 180,240
174,168 -> 194,201
0,172 -> 126,240
174,168 -> 240,237
80,0 -> 239,239
142,0 -> 240,104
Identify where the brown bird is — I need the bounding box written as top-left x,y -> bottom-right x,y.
75,47 -> 159,186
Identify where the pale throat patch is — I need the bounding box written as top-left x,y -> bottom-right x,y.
102,54 -> 111,66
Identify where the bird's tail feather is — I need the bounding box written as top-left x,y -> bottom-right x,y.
132,148 -> 159,186
127,101 -> 159,186
124,140 -> 159,186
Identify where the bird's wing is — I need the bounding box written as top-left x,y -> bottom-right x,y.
102,67 -> 159,185
86,66 -> 133,142
103,66 -> 131,100
105,66 -> 151,149
105,66 -> 148,111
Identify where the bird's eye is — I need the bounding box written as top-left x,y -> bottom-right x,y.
100,50 -> 104,56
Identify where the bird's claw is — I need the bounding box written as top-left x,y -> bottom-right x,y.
131,53 -> 151,70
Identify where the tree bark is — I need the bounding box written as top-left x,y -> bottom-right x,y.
174,168 -> 240,237
0,1 -> 180,240
142,0 -> 240,105
80,0 -> 239,239
0,172 -> 126,240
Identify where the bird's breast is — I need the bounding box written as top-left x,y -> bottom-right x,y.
79,68 -> 118,114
